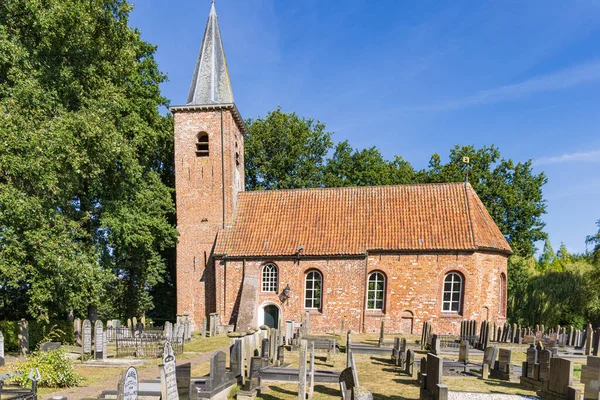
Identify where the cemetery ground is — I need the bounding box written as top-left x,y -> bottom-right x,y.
252,333 -> 547,400
0,334 -> 230,399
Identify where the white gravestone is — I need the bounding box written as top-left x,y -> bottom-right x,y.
161,342 -> 179,400
118,366 -> 139,400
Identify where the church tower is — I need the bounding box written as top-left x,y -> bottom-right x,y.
170,1 -> 245,328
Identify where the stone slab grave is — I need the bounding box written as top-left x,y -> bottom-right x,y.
190,351 -> 237,399
581,355 -> 600,400
255,338 -> 341,384
420,353 -> 448,400
340,352 -> 373,400
346,331 -> 393,357
489,348 -> 513,381
18,319 -> 29,356
39,341 -> 61,352
537,357 -> 580,400
303,336 -> 338,361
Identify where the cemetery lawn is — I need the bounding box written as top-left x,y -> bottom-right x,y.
181,334 -> 231,356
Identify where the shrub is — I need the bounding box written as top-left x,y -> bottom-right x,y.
0,320 -> 74,352
12,348 -> 82,388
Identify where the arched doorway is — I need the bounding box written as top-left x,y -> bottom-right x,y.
263,304 -> 280,329
400,310 -> 414,334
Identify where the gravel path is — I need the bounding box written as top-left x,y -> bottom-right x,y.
449,392 -> 540,400
43,346 -> 229,400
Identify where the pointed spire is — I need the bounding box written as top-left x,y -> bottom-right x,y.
186,1 -> 234,105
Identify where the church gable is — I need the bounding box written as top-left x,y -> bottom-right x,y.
214,182 -> 512,257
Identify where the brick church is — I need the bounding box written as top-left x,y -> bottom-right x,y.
170,2 -> 511,335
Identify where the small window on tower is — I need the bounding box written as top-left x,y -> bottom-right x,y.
196,133 -> 209,157
235,152 -> 240,167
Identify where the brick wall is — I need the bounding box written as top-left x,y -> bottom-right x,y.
173,107 -> 244,328
215,251 -> 507,335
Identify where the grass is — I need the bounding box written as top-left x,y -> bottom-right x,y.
182,333 -> 231,354
254,336 -> 541,400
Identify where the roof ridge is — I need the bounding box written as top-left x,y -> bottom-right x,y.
239,181 -> 467,195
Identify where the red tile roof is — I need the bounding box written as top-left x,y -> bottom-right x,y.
214,183 -> 512,257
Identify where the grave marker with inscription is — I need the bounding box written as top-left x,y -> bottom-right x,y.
118,366 -> 139,400
82,319 -> 92,354
95,320 -> 104,360
160,341 -> 179,400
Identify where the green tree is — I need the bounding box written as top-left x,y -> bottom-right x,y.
419,145 -> 547,258
244,108 -> 333,190
0,0 -> 177,320
587,220 -> 600,266
323,141 -> 415,187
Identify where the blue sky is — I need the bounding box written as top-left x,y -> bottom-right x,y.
129,0 -> 600,254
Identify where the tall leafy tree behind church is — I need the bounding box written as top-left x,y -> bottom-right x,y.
0,0 -> 177,320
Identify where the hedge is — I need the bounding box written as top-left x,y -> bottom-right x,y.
0,320 -> 74,353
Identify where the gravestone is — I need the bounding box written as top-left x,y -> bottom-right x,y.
431,334 -> 441,355
593,329 -> 600,357
285,320 -> 294,345
118,366 -> 139,400
132,317 -> 138,329
420,353 -> 448,400
0,331 -> 4,366
378,320 -> 385,347
458,340 -> 469,364
483,346 -> 498,369
405,349 -> 415,377
202,317 -> 207,338
82,319 -> 92,354
585,324 -> 593,355
176,363 -> 191,400
127,318 -> 132,330
74,318 -> 82,346
95,320 -> 104,360
490,348 -> 512,380
421,322 -> 431,350
18,319 -> 29,355
539,349 -> 552,381
298,339 -> 308,400
308,343 -> 315,399
40,342 -> 61,352
304,312 -> 310,335
244,356 -> 262,392
527,345 -> 538,379
582,356 -> 600,400
538,357 -> 580,400
165,321 -> 173,342
230,340 -> 242,378
160,341 -> 179,400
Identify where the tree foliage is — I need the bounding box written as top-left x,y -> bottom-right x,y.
0,0 -> 177,320
245,110 -> 547,259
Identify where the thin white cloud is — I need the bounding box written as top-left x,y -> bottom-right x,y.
409,58 -> 600,111
533,150 -> 600,166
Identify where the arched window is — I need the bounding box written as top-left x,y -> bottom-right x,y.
261,264 -> 278,293
196,133 -> 209,157
499,273 -> 507,316
367,272 -> 385,310
442,272 -> 463,313
305,270 -> 322,310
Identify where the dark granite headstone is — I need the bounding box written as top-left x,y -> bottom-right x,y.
176,363 -> 191,400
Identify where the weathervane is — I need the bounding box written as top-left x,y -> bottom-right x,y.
462,156 -> 470,183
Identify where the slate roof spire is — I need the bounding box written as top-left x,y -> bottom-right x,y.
186,0 -> 234,105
